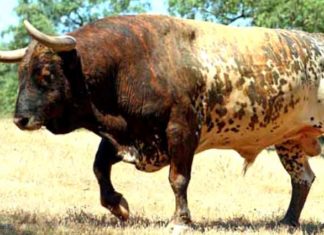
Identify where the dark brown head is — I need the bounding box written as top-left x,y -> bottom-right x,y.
0,21 -> 83,133
15,41 -> 74,131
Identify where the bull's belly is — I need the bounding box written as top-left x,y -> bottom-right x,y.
196,101 -> 324,159
117,143 -> 170,172
198,103 -> 324,152
198,131 -> 272,154
197,127 -> 291,153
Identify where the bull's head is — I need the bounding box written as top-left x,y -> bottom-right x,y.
0,21 -> 78,133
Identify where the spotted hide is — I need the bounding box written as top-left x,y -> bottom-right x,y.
1,15 -> 324,229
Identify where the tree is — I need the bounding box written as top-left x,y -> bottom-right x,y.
0,0 -> 150,115
0,64 -> 17,115
168,0 -> 324,32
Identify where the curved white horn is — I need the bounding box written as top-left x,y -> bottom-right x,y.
0,48 -> 27,63
24,20 -> 76,52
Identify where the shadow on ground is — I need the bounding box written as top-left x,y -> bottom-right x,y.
193,217 -> 324,234
0,223 -> 21,235
64,210 -> 324,233
1,210 -> 323,234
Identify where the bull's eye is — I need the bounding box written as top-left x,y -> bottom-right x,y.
35,74 -> 51,88
42,74 -> 54,83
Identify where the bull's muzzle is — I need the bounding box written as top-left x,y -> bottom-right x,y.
14,116 -> 42,130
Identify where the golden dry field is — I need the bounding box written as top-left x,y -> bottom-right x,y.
0,118 -> 324,234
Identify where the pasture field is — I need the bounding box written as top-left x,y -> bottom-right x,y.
0,118 -> 324,234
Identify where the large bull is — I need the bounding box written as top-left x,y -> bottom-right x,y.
1,15 -> 324,229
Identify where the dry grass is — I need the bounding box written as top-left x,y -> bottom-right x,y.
0,118 -> 324,234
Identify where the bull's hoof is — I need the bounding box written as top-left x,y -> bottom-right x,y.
167,223 -> 192,235
106,197 -> 129,221
167,217 -> 193,235
279,216 -> 300,227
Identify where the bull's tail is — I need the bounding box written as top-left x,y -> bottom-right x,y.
238,150 -> 258,175
242,159 -> 254,176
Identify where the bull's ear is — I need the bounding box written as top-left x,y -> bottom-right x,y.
58,49 -> 83,81
58,49 -> 80,72
58,49 -> 86,97
0,48 -> 27,63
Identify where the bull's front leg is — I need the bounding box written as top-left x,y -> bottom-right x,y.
166,107 -> 199,230
93,138 -> 129,220
275,140 -> 316,227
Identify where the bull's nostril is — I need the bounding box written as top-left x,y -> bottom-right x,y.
14,117 -> 29,128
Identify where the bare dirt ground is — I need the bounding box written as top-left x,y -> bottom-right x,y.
0,119 -> 324,234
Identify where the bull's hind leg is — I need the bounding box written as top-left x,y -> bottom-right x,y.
93,138 -> 129,220
275,140 -> 315,227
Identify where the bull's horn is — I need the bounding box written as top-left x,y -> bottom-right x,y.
0,48 -> 27,63
24,20 -> 76,52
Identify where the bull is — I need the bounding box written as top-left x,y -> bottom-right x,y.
1,15 -> 324,229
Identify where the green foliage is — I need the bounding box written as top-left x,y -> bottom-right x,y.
168,0 -> 324,32
0,0 -> 150,115
253,0 -> 324,32
168,0 -> 253,24
0,64 -> 18,116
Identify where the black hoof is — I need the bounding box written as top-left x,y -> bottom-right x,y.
279,217 -> 300,227
101,192 -> 130,221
